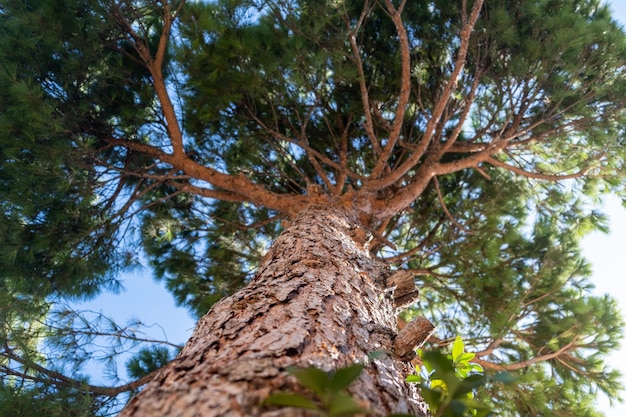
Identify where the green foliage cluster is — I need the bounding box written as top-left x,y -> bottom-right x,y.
264,364 -> 369,416
0,383 -> 105,417
407,336 -> 494,417
263,341 -> 503,417
400,168 -> 624,415
125,346 -> 175,380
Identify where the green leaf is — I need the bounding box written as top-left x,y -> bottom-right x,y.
456,352 -> 476,364
405,374 -> 422,383
454,374 -> 487,397
328,364 -> 365,391
422,352 -> 455,374
456,397 -> 488,409
451,335 -> 465,362
327,392 -> 369,416
468,363 -> 484,374
288,367 -> 330,397
451,397 -> 493,417
263,392 -> 320,411
420,387 -> 445,411
454,365 -> 470,379
431,379 -> 448,391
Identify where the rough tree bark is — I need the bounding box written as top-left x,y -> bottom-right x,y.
119,205 -> 429,417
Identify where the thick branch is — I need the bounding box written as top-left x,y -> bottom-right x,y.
112,2 -> 186,160
434,69 -> 483,159
102,137 -> 308,214
370,0 -> 412,178
334,116 -> 352,194
372,162 -> 437,220
427,110 -> 597,179
166,181 -> 248,203
364,0 -> 485,191
434,142 -> 506,176
394,316 -> 435,361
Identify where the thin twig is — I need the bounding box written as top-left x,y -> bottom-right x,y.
433,177 -> 473,234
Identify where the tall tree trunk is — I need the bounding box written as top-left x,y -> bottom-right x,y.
119,205 -> 428,416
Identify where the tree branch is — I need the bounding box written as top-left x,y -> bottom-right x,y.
370,0 -> 413,178
333,115 -> 352,195
379,217 -> 445,262
347,1 -> 381,156
246,110 -> 366,183
486,156 -> 594,181
112,1 -> 185,160
433,177 -> 473,234
166,181 -> 248,203
365,0 -> 485,191
2,343 -> 158,397
474,340 -> 578,372
102,136 -> 307,214
433,68 -> 483,159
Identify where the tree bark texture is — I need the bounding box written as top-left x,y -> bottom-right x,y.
119,205 -> 428,417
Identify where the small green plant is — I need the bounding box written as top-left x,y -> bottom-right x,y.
406,336 -> 491,417
263,364 -> 370,416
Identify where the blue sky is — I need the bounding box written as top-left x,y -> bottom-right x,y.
76,1 -> 626,414
582,196 -> 626,414
582,3 -> 626,415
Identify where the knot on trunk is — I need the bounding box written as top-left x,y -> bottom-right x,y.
383,270 -> 420,311
393,316 -> 436,362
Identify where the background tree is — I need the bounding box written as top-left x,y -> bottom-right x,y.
1,0 -> 625,415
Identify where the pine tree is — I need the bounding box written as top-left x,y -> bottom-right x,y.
1,0 -> 625,415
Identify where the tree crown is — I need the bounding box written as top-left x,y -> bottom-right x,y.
1,0 -> 625,415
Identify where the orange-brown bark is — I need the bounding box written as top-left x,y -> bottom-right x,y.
119,205 -> 428,417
